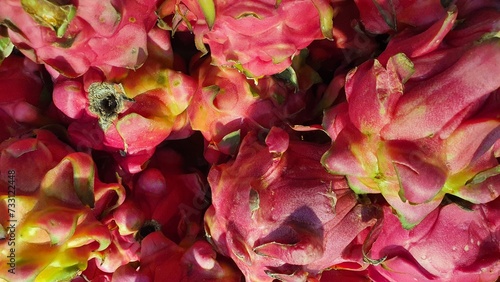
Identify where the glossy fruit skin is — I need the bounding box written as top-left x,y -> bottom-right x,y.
0,0 -> 160,77
366,199 -> 500,282
165,0 -> 333,78
0,149 -> 125,281
52,41 -> 196,173
205,127 -> 380,281
321,7 -> 500,228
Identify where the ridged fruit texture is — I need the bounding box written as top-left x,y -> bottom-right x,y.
0,0 -> 499,281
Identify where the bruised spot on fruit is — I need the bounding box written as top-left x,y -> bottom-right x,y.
136,219 -> 161,241
88,82 -> 132,130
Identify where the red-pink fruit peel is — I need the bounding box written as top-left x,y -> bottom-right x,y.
381,140 -> 447,205
53,52 -> 195,172
111,231 -> 242,281
188,59 -> 300,159
381,38 -> 500,140
0,0 -> 159,77
353,0 -> 448,34
0,152 -> 121,281
367,200 -> 500,281
0,55 -> 53,127
175,0 -> 331,77
205,127 -> 379,281
0,129 -> 74,194
377,7 -> 457,65
345,53 -> 413,135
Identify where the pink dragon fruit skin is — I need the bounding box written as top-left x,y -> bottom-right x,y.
164,0 -> 334,78
0,0 -> 159,77
72,258 -> 113,282
0,152 -> 126,281
0,55 -> 54,130
365,199 -> 500,282
0,108 -> 26,143
321,4 -> 500,228
112,167 -> 207,243
437,6 -> 500,50
205,127 -> 380,281
188,56 -> 308,163
320,268 -> 371,282
91,148 -> 211,275
380,41 -> 500,141
111,232 -> 243,281
353,0 -> 450,34
452,0 -> 500,17
0,129 -> 74,194
306,0 -> 379,81
52,29 -> 196,173
323,92 -> 500,229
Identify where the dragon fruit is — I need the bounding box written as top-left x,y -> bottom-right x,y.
321,5 -> 500,228
111,231 -> 242,281
86,147 -> 210,276
354,0 -> 451,34
0,109 -> 25,143
308,0 -> 378,70
205,127 -> 380,281
452,0 -> 500,17
0,151 -> 125,281
72,258 -> 113,282
0,55 -> 53,131
52,28 -> 196,173
365,198 -> 500,281
188,56 -> 309,163
321,268 -> 371,282
0,53 -> 66,142
0,0 -> 160,77
161,0 -> 334,78
111,166 -> 207,244
0,0 -> 499,280
0,129 -> 74,193
444,6 -> 500,47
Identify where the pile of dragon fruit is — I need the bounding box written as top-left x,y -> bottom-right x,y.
1,0 -> 500,281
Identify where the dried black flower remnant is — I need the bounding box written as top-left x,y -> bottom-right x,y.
136,220 -> 161,242
88,82 -> 131,130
